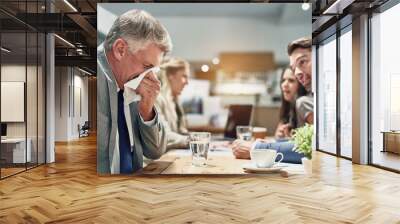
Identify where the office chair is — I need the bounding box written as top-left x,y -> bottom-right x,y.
78,121 -> 90,138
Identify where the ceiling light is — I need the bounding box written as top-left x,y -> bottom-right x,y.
212,57 -> 220,65
302,3 -> 310,11
322,0 -> 348,15
201,65 -> 209,73
54,34 -> 75,48
63,0 -> 78,12
1,47 -> 11,53
78,67 -> 92,76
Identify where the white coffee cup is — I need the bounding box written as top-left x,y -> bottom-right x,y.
250,149 -> 284,168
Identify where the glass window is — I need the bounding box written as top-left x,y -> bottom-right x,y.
339,28 -> 352,158
0,1 -> 46,179
1,30 -> 28,178
371,3 -> 400,171
317,35 -> 337,154
27,31 -> 38,169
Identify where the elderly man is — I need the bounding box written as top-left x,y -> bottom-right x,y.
97,10 -> 171,174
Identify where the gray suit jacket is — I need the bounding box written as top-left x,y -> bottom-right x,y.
97,44 -> 167,174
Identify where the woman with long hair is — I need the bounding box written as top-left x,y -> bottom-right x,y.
232,67 -> 307,160
275,67 -> 307,139
155,57 -> 190,149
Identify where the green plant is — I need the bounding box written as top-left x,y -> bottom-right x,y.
291,124 -> 313,159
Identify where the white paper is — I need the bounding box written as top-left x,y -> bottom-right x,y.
123,67 -> 160,105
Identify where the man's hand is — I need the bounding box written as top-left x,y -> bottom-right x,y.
136,71 -> 161,121
275,123 -> 291,138
231,139 -> 252,159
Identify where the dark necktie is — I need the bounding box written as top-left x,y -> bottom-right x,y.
118,90 -> 133,174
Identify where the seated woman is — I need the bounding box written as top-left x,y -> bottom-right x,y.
155,57 -> 190,150
275,68 -> 307,139
232,67 -> 308,163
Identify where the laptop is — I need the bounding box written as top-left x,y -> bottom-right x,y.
212,104 -> 254,142
1,123 -> 7,140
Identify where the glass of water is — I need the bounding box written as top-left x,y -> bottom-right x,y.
189,132 -> 211,167
236,126 -> 253,141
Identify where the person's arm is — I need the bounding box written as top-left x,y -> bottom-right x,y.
254,141 -> 304,164
275,122 -> 284,138
231,140 -> 252,159
138,108 -> 167,160
305,112 -> 314,125
135,71 -> 167,159
275,122 -> 291,139
165,132 -> 189,150
136,71 -> 161,121
97,69 -> 111,174
296,96 -> 314,127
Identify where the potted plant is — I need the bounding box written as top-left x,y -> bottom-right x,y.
291,124 -> 313,175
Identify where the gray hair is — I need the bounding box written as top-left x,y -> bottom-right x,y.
104,9 -> 172,54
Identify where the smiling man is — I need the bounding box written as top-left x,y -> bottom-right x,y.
288,37 -> 312,92
231,37 -> 313,164
288,37 -> 313,126
97,10 -> 171,174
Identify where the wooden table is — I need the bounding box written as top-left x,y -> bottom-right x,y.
140,144 -> 304,176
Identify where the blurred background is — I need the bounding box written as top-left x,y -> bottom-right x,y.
0,1 -> 310,178
98,3 -> 311,134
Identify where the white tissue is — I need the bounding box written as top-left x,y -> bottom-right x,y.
123,67 -> 160,105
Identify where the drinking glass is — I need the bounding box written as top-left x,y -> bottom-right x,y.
189,132 -> 211,167
236,126 -> 253,141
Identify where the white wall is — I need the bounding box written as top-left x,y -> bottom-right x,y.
54,67 -> 89,141
71,73 -> 89,138
1,63 -> 46,163
98,4 -> 311,64
1,65 -> 36,137
157,17 -> 310,63
55,67 -> 68,141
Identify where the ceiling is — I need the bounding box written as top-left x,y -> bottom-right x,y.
0,0 -> 312,74
109,4 -> 285,17
99,3 -> 311,24
311,0 -> 390,43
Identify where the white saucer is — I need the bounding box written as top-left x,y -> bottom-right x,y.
242,163 -> 283,173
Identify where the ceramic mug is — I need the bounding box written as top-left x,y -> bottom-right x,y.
250,149 -> 284,168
